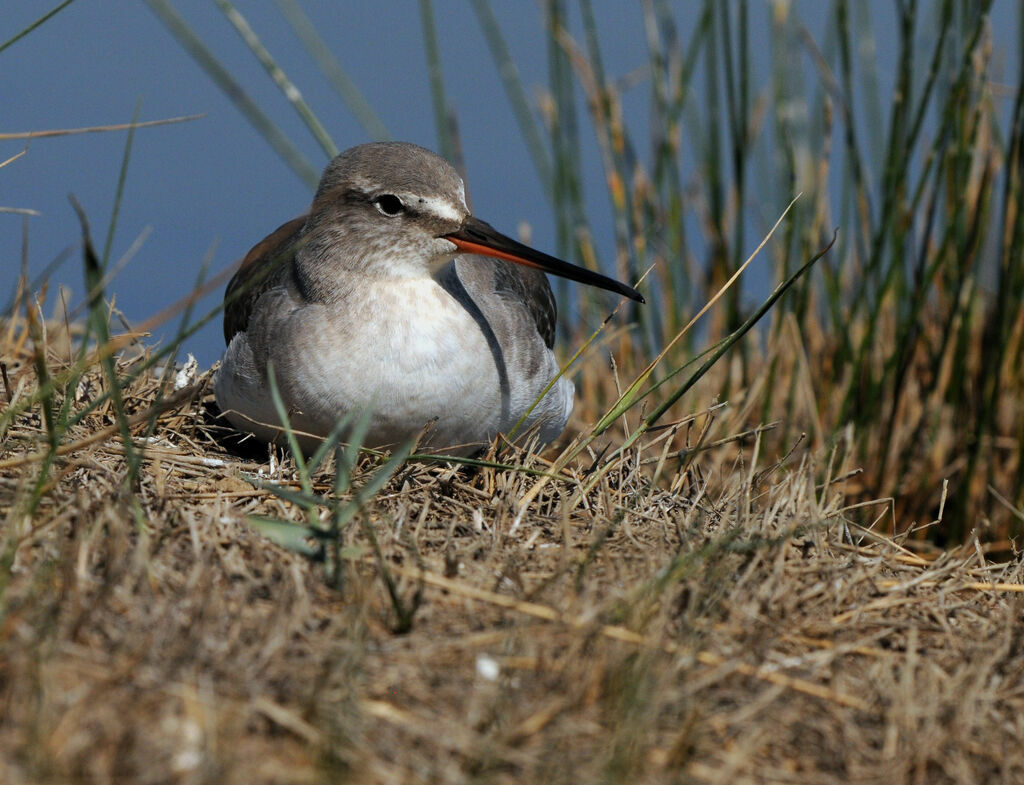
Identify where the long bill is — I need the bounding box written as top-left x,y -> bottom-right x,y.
444,215 -> 645,304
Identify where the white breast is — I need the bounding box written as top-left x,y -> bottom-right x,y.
215,274 -> 572,454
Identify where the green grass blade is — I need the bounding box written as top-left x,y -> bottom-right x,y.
273,0 -> 391,141
246,516 -> 324,557
469,0 -> 552,192
418,0 -> 453,163
70,198 -> 143,491
242,477 -> 323,512
101,101 -> 141,269
143,0 -> 320,188
214,0 -> 338,158
592,196 -> 801,437
0,0 -> 77,55
266,361 -> 310,494
641,230 -> 836,432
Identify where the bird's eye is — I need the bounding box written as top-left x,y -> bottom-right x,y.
373,194 -> 404,216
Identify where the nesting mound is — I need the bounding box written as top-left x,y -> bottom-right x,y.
2,321 -> 1022,785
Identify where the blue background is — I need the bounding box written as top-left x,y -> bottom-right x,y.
2,2 -> 1017,365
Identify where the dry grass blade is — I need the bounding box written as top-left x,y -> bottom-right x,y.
380,561 -> 872,711
2,311 -> 1022,784
0,147 -> 29,169
0,380 -> 204,471
6,3 -> 1024,783
593,195 -> 800,436
0,114 -> 204,140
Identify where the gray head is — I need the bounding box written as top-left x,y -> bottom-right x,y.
301,142 -> 470,282
297,141 -> 645,304
314,142 -> 466,207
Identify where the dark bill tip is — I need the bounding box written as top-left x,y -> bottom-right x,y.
444,216 -> 645,304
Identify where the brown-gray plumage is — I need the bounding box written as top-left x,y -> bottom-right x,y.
223,216 -> 305,344
214,142 -> 642,455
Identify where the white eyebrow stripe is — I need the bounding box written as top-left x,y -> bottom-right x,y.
417,196 -> 463,222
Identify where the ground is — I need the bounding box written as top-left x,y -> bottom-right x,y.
2,334 -> 1023,785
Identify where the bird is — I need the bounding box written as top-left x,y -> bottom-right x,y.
214,141 -> 643,456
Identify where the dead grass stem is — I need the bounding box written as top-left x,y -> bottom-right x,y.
2,315 -> 1023,784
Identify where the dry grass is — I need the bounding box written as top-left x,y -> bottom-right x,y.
3,315 -> 1024,785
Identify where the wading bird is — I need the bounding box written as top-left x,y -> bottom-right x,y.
215,142 -> 643,455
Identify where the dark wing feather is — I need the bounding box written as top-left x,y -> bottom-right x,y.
492,260 -> 557,349
223,215 -> 307,343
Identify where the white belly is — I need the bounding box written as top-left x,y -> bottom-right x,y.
214,276 -> 572,454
